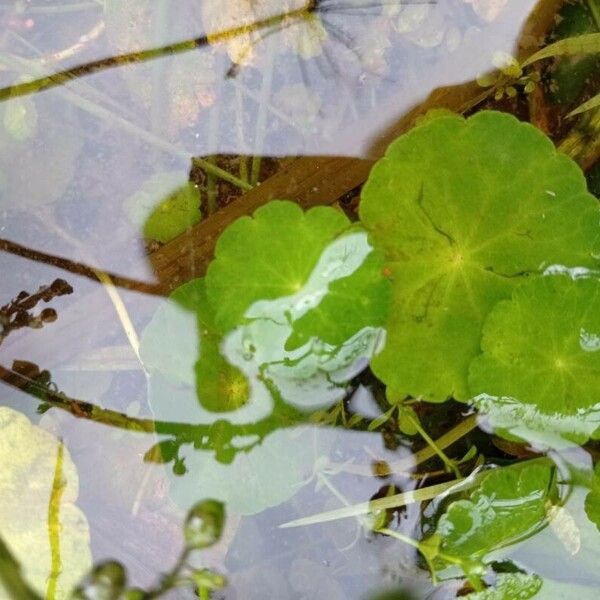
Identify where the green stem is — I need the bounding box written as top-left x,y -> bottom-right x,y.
206,157 -> 218,214
250,156 -> 262,186
228,76 -> 307,132
234,85 -> 250,184
150,0 -> 170,137
0,53 -> 252,191
0,3 -> 316,102
46,444 -> 65,600
377,527 -> 439,585
239,157 -> 249,183
401,408 -> 462,479
198,587 -> 210,600
143,547 -> 192,600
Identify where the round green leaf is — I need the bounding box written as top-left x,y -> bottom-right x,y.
200,200 -> 389,411
205,201 -> 351,334
469,275 -> 600,443
431,461 -> 556,565
124,172 -> 201,243
359,110 -> 600,401
286,242 -> 390,349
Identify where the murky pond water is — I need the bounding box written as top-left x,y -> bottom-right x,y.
2,1 -> 600,599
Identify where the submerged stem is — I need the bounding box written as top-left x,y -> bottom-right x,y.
401,408 -> 462,479
377,527 -> 439,585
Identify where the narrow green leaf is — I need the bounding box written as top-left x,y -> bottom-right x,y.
568,90 -> 600,117
523,32 -> 600,66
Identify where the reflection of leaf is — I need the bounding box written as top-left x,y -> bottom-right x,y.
104,2 -> 214,132
359,111 -> 600,402
510,485 -> 600,598
206,201 -> 387,410
0,408 -> 91,599
274,84 -> 322,128
285,13 -> 327,59
464,572 -> 542,599
429,461 -> 556,566
124,172 -> 202,243
464,1 -> 509,23
140,279 -> 202,386
104,0 -> 201,53
469,275 -> 600,443
201,1 -> 327,65
171,425 -> 334,515
0,101 -> 82,209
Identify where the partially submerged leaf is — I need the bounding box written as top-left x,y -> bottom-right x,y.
170,425 -> 334,515
0,407 -> 91,599
568,91 -> 600,117
124,172 -> 201,243
141,279 -> 257,417
140,278 -> 203,386
469,275 -> 600,443
464,572 -> 542,599
285,237 -> 390,349
205,201 -> 388,410
547,1 -> 600,107
360,111 -> 600,401
206,201 -> 351,334
429,461 -> 556,566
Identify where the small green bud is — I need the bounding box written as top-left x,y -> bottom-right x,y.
184,499 -> 225,549
191,568 -> 227,590
72,561 -> 126,600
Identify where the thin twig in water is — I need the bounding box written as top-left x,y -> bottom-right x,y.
0,237 -> 164,296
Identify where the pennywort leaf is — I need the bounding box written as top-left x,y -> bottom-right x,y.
360,111 -> 600,402
428,461 -> 557,566
469,275 -> 600,443
206,201 -> 351,334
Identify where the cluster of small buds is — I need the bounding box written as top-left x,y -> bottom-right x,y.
477,52 -> 541,101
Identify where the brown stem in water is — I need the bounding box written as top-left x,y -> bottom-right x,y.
0,237 -> 165,296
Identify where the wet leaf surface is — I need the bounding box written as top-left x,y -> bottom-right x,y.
429,461 -> 556,565
470,275 -> 600,444
360,111 -> 600,401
